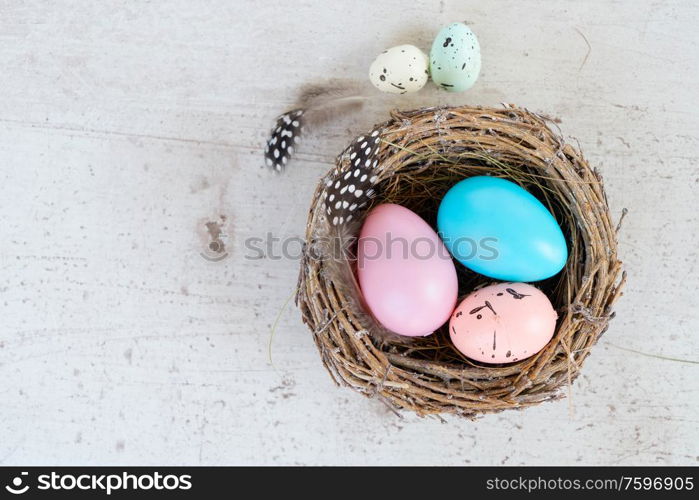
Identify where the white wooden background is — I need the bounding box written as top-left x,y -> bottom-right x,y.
1,0 -> 697,465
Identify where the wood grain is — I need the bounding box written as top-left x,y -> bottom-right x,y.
0,0 -> 697,465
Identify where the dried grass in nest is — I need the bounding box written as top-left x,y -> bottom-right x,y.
296,104 -> 626,418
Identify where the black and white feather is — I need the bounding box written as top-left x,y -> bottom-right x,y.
264,80 -> 365,172
264,109 -> 303,171
321,128 -> 383,226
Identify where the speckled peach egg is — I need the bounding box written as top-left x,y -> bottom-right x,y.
449,283 -> 557,364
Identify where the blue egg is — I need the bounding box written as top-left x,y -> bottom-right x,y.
437,176 -> 568,281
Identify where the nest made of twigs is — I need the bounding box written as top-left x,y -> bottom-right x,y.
297,104 -> 626,418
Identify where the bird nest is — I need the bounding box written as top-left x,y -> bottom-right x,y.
296,104 -> 626,418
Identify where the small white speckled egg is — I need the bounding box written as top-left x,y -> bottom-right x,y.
369,45 -> 429,94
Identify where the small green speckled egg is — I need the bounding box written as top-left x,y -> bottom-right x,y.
430,22 -> 481,92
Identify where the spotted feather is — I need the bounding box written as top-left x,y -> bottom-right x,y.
264,109 -> 303,172
264,80 -> 365,173
322,127 -> 383,226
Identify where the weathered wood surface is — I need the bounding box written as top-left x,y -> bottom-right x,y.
1,0 -> 697,464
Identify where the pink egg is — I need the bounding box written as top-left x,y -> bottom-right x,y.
449,283 -> 557,363
357,204 -> 458,337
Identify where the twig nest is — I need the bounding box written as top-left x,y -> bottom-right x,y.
297,105 -> 626,418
